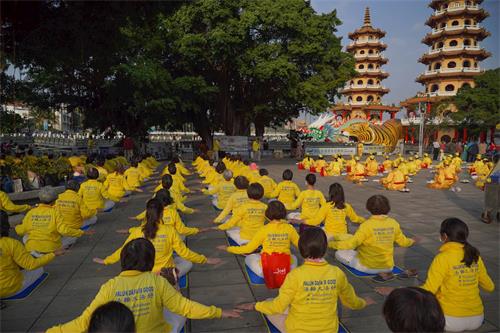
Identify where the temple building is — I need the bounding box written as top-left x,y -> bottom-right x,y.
401,0 -> 490,143
332,7 -> 399,121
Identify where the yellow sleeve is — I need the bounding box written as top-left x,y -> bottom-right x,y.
104,232 -> 137,265
393,225 -> 414,248
218,207 -> 243,231
172,232 -> 207,264
337,269 -> 366,309
203,184 -> 219,195
309,204 -> 329,226
173,212 -> 199,236
255,272 -> 296,314
79,199 -> 96,220
214,196 -> 234,223
294,184 -> 301,197
227,229 -> 265,255
135,210 -> 146,220
174,200 -> 194,214
329,226 -> 367,250
47,281 -> 114,333
421,255 -> 447,294
319,192 -> 327,206
290,226 -> 300,249
268,183 -> 281,199
287,192 -> 304,211
346,204 -> 365,224
12,239 -> 55,269
0,192 -> 29,213
15,212 -> 31,236
159,276 -> 222,318
478,258 -> 495,293
56,214 -> 84,238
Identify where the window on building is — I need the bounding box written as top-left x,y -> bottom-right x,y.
360,50 -> 365,54
431,84 -> 439,92
368,79 -> 374,85
358,64 -> 365,69
449,40 -> 458,47
434,62 -> 442,70
437,41 -> 444,48
357,80 -> 363,85
377,96 -> 381,101
348,96 -> 353,102
440,23 -> 446,29
451,20 -> 459,26
464,19 -> 471,25
463,60 -> 471,68
368,49 -> 374,54
356,96 -> 363,102
445,84 -> 455,91
368,64 -> 374,69
464,39 -> 471,46
367,95 -> 374,102
376,80 -> 380,84
447,61 -> 457,68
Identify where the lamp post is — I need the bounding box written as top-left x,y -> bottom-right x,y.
418,102 -> 425,157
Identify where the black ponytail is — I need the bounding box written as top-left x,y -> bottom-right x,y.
328,183 -> 345,209
440,218 -> 479,267
143,199 -> 162,240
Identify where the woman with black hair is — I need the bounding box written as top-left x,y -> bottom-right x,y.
88,301 -> 135,333
310,183 -> 365,240
51,238 -> 240,333
94,199 -> 220,279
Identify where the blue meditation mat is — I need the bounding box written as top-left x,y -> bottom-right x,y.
80,225 -> 91,231
180,326 -> 185,333
263,314 -> 349,333
227,235 -> 239,247
1,272 -> 49,300
179,274 -> 188,289
102,206 -> 114,213
212,205 -> 222,211
245,264 -> 265,285
338,261 -> 404,277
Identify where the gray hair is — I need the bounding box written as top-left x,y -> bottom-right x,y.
39,186 -> 57,204
223,169 -> 233,180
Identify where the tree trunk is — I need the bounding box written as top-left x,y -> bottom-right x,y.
192,110 -> 213,149
255,118 -> 265,137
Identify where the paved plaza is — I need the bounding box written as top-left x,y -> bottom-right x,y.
2,158 -> 499,333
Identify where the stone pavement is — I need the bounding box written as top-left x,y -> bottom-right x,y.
1,158 -> 499,333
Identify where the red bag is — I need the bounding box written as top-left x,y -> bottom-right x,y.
261,252 -> 291,289
309,166 -> 316,173
298,162 -> 304,170
378,165 -> 385,173
421,163 -> 428,169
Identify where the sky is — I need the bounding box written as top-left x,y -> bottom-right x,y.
310,0 -> 499,106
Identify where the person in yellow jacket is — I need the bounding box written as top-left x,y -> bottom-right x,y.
165,163 -> 190,194
313,155 -> 327,173
257,169 -> 276,198
330,195 -> 416,282
310,183 -> 365,240
0,212 -> 63,298
96,199 -> 220,278
345,154 -> 356,174
217,183 -> 267,246
287,173 -> 326,228
475,158 -> 491,190
138,159 -> 153,180
325,156 -> 342,176
56,181 -> 97,247
422,153 -> 432,169
15,187 -> 91,254
103,165 -> 138,202
213,138 -> 221,162
52,238 -> 240,333
451,152 -> 462,171
268,169 -> 301,210
123,159 -> 143,190
218,201 -> 299,286
377,218 -> 495,332
0,190 -> 30,213
347,157 -> 366,183
213,176 -> 249,224
428,160 -> 458,190
382,155 -> 393,173
236,227 -> 372,333
407,156 -> 418,176
364,155 -> 379,177
79,168 -> 115,212
381,163 -> 408,191
157,174 -> 194,214
469,154 -> 484,175
251,138 -> 261,161
203,169 -> 235,210
299,153 -> 314,170
172,156 -> 192,176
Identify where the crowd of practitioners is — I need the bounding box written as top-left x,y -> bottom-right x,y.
0,152 -> 496,333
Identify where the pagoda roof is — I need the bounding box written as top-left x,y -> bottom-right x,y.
341,86 -> 390,95
425,7 -> 489,27
422,26 -> 490,45
348,7 -> 387,39
400,95 -> 447,107
332,104 -> 399,113
416,69 -> 484,84
346,41 -> 387,51
429,0 -> 484,10
419,47 -> 490,64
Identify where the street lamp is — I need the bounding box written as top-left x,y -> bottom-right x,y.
418,102 -> 425,157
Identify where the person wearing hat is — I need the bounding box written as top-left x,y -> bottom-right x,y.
314,155 -> 327,173
15,187 -> 92,255
422,153 -> 432,169
299,153 -> 314,170
365,155 -> 379,177
381,162 -> 408,191
348,157 -> 366,183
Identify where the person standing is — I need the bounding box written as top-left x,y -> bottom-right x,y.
251,138 -> 261,161
212,138 -> 220,162
122,136 -> 134,162
432,139 -> 440,161
478,140 -> 487,156
468,140 -> 479,162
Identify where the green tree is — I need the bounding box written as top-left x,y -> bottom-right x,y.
0,108 -> 27,133
451,68 -> 500,134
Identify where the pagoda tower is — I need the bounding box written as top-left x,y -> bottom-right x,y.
333,7 -> 398,120
416,0 -> 490,96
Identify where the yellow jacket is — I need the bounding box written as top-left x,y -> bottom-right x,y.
124,166 -> 143,189
311,202 -> 365,236
288,189 -> 326,225
329,215 -> 414,269
0,237 -> 55,297
0,190 -> 30,213
422,242 -> 495,317
135,205 -> 198,236
214,189 -> 249,223
15,204 -> 84,253
78,179 -> 108,210
252,140 -> 260,151
96,166 -> 108,183
218,199 -> 267,240
269,181 -> 301,210
103,172 -> 131,202
104,224 -> 206,272
56,190 -> 96,229
203,179 -> 236,209
227,220 -> 299,255
47,270 -> 221,333
176,162 -> 191,176
256,261 -> 366,333
382,159 -> 392,171
422,156 -> 432,167
138,163 -> 152,179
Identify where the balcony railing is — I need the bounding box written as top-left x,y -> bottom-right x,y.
343,84 -> 386,90
433,4 -> 479,16
431,24 -> 479,34
427,45 -> 481,54
423,67 -> 481,75
427,91 -> 457,97
357,68 -> 387,74
354,54 -> 385,59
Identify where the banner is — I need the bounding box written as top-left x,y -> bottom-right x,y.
305,147 -> 356,156
217,136 -> 249,152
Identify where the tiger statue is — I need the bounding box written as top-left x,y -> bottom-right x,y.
341,119 -> 403,149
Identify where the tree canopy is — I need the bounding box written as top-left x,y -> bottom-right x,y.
1,0 -> 354,142
451,68 -> 500,134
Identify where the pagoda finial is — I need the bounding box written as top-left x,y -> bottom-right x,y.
363,7 -> 371,26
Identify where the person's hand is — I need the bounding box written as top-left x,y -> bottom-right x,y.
116,229 -> 129,234
84,229 -> 96,236
374,287 -> 395,297
128,216 -> 137,220
412,236 -> 422,244
363,296 -> 376,306
54,248 -> 67,256
93,258 -> 105,265
221,309 -> 243,319
206,257 -> 223,265
235,302 -> 256,311
135,188 -> 144,193
216,245 -> 228,251
198,227 -> 213,233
